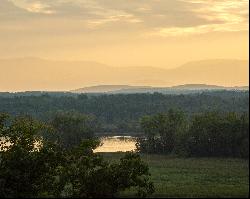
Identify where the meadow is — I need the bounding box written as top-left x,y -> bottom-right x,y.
103,153 -> 249,198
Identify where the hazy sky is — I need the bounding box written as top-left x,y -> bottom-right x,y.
0,0 -> 249,68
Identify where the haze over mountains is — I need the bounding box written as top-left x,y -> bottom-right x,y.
72,84 -> 249,94
0,58 -> 248,92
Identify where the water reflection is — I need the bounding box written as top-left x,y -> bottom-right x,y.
94,136 -> 137,153
1,136 -> 137,153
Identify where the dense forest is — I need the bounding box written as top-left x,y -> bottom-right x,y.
0,91 -> 248,135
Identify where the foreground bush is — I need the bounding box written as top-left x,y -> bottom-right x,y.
0,114 -> 154,198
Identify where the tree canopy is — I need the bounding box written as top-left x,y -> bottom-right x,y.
137,110 -> 249,158
0,91 -> 248,135
0,114 -> 154,198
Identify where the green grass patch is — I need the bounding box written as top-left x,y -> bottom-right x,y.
101,153 -> 249,198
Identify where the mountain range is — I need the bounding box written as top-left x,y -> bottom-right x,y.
72,84 -> 249,94
0,58 -> 248,91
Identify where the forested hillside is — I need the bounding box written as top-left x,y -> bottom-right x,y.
0,91 -> 248,135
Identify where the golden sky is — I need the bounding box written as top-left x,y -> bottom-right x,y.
0,0 -> 248,68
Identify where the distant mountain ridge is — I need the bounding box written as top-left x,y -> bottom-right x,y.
72,84 -> 249,94
0,58 -> 248,91
72,85 -> 150,93
170,84 -> 249,90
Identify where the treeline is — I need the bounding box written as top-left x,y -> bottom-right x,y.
0,91 -> 248,135
137,110 -> 249,158
0,113 -> 154,198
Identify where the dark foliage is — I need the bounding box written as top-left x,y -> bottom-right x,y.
0,114 -> 154,198
137,110 -> 249,158
183,112 -> 249,158
136,109 -> 187,154
49,111 -> 99,149
0,91 -> 248,135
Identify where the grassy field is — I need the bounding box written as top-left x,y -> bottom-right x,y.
102,153 -> 249,198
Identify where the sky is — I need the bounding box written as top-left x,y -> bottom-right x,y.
0,0 -> 249,68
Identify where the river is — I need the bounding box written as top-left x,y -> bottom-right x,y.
94,136 -> 137,153
1,136 -> 137,153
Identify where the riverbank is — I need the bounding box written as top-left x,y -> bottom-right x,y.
101,153 -> 249,198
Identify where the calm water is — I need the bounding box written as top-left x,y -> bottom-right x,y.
94,136 -> 137,153
1,136 -> 137,153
